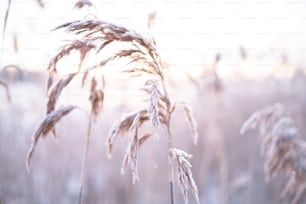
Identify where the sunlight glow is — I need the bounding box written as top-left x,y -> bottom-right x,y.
0,0 -> 305,79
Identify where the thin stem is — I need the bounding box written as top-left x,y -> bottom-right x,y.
165,95 -> 174,204
0,179 -> 3,204
78,115 -> 93,204
166,121 -> 175,204
2,0 -> 11,42
0,0 -> 12,103
1,0 -> 12,64
0,80 -> 11,102
170,181 -> 174,204
166,119 -> 174,204
160,69 -> 175,204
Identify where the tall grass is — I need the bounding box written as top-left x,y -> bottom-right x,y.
187,54 -> 228,204
241,103 -> 306,204
26,15 -> 200,204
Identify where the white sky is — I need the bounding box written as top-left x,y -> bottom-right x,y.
0,0 -> 306,78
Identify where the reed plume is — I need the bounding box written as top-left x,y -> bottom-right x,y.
241,103 -> 306,204
27,18 -> 200,204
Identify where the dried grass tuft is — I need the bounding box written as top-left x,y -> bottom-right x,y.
139,132 -> 152,146
170,102 -> 199,146
240,103 -> 284,135
89,77 -> 104,118
47,40 -> 95,91
118,115 -> 152,184
120,112 -> 142,183
26,105 -> 77,172
241,103 -> 306,204
28,17 -> 200,204
169,148 -> 200,204
106,109 -> 149,157
47,73 -> 76,114
146,81 -> 161,137
74,0 -> 93,9
53,19 -> 163,76
183,104 -> 199,145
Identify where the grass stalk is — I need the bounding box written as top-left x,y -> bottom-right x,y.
78,114 -> 93,204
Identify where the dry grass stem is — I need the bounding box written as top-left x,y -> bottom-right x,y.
241,103 -> 306,204
0,79 -> 11,102
2,0 -> 11,45
78,114 -> 93,204
169,148 -> 200,204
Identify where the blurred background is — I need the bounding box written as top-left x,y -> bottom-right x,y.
0,0 -> 306,203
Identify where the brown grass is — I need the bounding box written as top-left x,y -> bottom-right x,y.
27,17 -> 200,204
47,73 -> 76,114
106,109 -> 149,157
74,0 -> 93,10
47,40 -> 95,91
170,148 -> 200,204
182,103 -> 199,146
89,77 -> 104,118
186,56 -> 228,204
26,105 -> 77,172
241,103 -> 306,204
